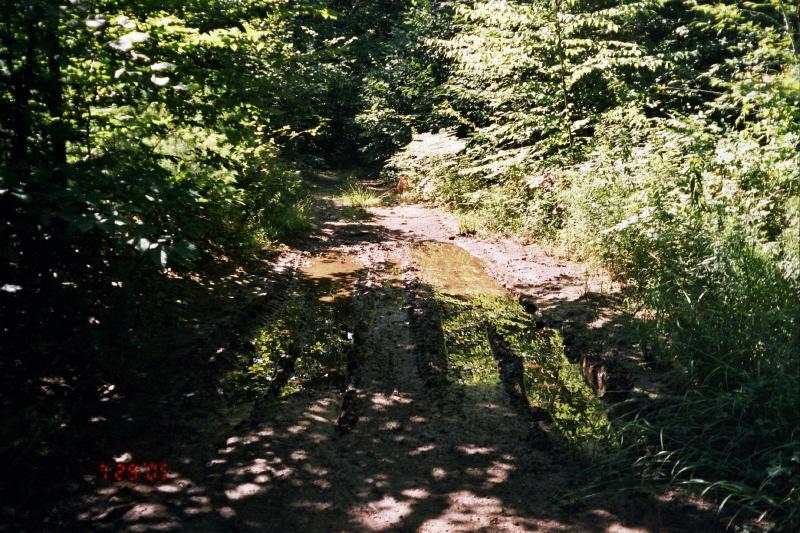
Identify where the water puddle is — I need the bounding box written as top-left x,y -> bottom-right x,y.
301,251 -> 361,303
221,252 -> 361,402
413,242 -> 506,297
413,242 -> 608,444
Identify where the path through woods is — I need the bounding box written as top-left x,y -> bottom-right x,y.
61,173 -> 719,532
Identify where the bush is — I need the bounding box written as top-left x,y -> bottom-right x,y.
372,0 -> 800,526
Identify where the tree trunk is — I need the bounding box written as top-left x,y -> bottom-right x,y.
43,2 -> 66,179
9,17 -> 34,180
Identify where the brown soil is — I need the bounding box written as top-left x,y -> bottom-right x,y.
41,173 -> 720,532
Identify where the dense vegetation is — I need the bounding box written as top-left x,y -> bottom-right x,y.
363,0 -> 799,527
2,0 -> 798,529
0,0 -> 405,513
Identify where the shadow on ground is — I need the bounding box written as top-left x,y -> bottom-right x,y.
5,173 -> 722,532
63,271 -> 720,532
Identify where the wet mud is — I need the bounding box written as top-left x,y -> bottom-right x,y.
411,242 -> 607,445
223,251 -> 362,408
55,172 -> 721,533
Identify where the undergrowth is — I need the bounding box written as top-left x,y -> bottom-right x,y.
338,178 -> 387,208
363,0 -> 800,528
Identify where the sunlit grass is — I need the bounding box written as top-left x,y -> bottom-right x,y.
338,178 -> 387,208
395,189 -> 422,204
456,211 -> 482,236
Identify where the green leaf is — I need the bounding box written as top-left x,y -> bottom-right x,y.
135,237 -> 151,253
149,246 -> 168,268
171,241 -> 198,260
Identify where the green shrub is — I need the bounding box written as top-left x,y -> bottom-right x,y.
372,0 -> 800,526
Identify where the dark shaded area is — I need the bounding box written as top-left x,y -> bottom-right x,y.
517,290 -> 643,402
0,247 -> 288,529
108,273 -> 718,532
406,283 -> 449,388
0,172 -> 724,532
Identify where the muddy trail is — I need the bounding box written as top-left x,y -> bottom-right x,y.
52,172 -> 719,532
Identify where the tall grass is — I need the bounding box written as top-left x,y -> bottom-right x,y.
383,105 -> 800,528
558,110 -> 799,529
338,178 -> 386,208
258,199 -> 314,243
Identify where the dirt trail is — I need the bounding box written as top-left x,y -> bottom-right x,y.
61,173 -> 718,532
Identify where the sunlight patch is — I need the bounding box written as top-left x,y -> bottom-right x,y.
409,443 -> 436,456
353,496 -> 412,531
224,483 -> 265,500
401,488 -> 430,499
455,444 -> 495,455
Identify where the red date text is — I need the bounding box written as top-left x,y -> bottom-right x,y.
99,462 -> 170,482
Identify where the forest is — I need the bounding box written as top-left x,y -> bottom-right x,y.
1,0 -> 798,531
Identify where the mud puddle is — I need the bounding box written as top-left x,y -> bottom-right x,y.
413,242 -> 505,297
221,252 -> 362,403
413,242 -> 608,443
300,251 -> 361,302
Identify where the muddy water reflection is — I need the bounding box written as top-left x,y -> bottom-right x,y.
222,252 -> 361,401
414,242 -> 506,297
301,252 -> 361,303
413,242 -> 609,443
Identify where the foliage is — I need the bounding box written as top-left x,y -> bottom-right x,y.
368,0 -> 800,527
0,0 -> 405,508
2,0 -> 799,527
356,0 -> 453,162
1,0 -> 409,272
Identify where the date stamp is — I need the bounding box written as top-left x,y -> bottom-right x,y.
99,462 -> 170,482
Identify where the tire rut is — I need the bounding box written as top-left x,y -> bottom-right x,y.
65,173 -> 723,532
405,280 -> 449,389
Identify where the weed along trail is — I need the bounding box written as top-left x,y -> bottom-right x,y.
65,173 -> 719,532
